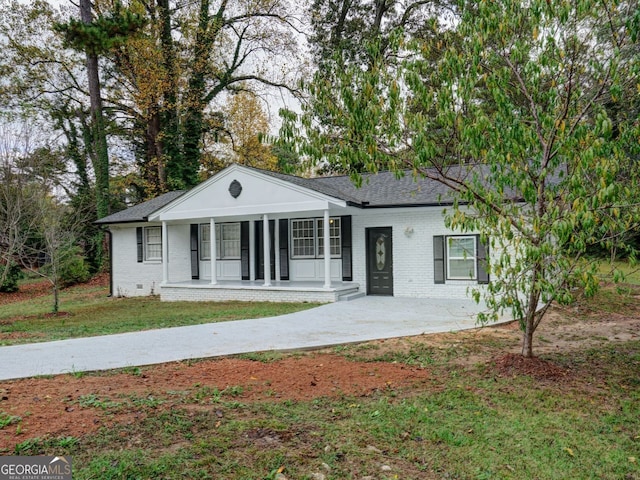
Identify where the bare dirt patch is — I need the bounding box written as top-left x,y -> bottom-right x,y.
0,273 -> 109,307
0,355 -> 429,451
0,281 -> 51,306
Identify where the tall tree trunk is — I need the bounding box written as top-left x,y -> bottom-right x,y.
157,0 -> 180,191
52,282 -> 59,314
80,0 -> 110,219
522,315 -> 534,358
145,110 -> 167,194
174,0 -> 211,189
521,262 -> 542,358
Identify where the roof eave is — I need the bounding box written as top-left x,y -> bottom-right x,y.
358,201 -> 459,209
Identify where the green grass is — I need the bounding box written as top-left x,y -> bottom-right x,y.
2,275 -> 639,478
597,259 -> 640,285
6,341 -> 639,479
0,411 -> 21,430
0,280 -> 318,345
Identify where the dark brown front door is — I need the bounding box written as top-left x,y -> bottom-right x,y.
366,227 -> 393,295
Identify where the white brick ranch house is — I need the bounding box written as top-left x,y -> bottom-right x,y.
96,164 -> 490,303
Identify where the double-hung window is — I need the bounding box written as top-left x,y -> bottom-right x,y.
221,223 -> 241,258
291,219 -> 316,258
200,223 -> 241,260
317,217 -> 341,257
200,224 -> 212,260
446,236 -> 477,280
291,217 -> 341,259
144,226 -> 162,261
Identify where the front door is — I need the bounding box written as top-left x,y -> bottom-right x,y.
366,227 -> 393,295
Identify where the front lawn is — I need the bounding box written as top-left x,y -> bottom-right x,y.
0,278 -> 318,345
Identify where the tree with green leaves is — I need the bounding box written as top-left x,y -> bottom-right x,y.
306,0 -> 457,174
285,0 -> 640,357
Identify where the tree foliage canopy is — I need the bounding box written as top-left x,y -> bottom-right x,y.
284,0 -> 640,356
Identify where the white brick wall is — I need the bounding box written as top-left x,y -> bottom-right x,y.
111,224 -> 163,297
351,208 -> 487,300
110,207 -> 494,302
111,223 -> 193,297
161,284 -> 340,303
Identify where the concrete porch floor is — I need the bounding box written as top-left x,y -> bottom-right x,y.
160,279 -> 361,302
0,296 -> 511,381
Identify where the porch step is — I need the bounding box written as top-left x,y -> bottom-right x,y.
337,291 -> 366,302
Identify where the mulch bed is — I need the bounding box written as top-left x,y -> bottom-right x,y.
493,353 -> 570,380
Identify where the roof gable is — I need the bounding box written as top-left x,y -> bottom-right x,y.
150,164 -> 347,222
96,164 -> 477,226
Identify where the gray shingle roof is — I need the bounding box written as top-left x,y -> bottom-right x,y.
247,166 -> 461,206
95,190 -> 185,224
96,165 -> 475,225
310,171 -> 458,207
245,167 -> 364,204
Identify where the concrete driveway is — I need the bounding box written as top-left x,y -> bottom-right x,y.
0,296 -> 509,381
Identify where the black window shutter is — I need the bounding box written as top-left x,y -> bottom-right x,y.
255,220 -> 277,281
255,220 -> 264,280
433,235 -> 445,284
279,219 -> 289,280
136,227 -> 143,263
341,215 -> 352,281
477,235 -> 490,284
269,220 -> 276,280
241,221 -> 250,280
190,224 -> 199,279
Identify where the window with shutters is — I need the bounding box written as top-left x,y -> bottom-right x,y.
144,226 -> 162,261
446,236 -> 477,280
291,217 -> 341,259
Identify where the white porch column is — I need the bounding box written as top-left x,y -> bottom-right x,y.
323,209 -> 332,289
162,221 -> 168,284
263,214 -> 271,286
210,218 -> 217,285
249,220 -> 256,281
274,219 -> 281,282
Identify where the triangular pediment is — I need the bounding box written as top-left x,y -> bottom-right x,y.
150,165 -> 346,222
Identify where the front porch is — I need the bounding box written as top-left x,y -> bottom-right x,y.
160,279 -> 363,303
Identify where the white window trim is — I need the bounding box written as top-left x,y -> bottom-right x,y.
200,224 -> 212,261
446,235 -> 477,280
200,223 -> 241,260
291,218 -> 316,259
220,223 -> 241,259
144,226 -> 162,262
317,217 -> 341,259
290,217 -> 342,260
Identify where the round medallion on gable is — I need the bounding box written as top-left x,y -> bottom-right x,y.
229,179 -> 242,198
